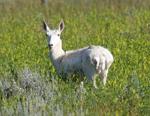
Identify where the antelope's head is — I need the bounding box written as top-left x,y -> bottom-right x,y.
43,20 -> 64,49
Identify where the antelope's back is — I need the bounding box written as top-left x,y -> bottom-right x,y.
82,45 -> 113,65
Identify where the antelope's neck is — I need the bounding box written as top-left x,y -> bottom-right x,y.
50,47 -> 65,60
49,45 -> 65,72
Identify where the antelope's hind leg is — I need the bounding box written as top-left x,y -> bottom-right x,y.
82,65 -> 98,88
100,69 -> 108,85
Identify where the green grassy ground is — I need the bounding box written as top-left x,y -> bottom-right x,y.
0,0 -> 150,115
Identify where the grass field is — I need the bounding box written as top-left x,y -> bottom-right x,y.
0,0 -> 150,115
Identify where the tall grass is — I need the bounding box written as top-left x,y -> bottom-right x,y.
0,0 -> 150,115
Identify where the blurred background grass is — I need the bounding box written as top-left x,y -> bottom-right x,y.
0,0 -> 150,115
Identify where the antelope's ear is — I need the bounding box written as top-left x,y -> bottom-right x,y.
43,20 -> 50,32
59,20 -> 64,32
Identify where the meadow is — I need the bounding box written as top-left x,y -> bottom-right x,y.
0,0 -> 150,115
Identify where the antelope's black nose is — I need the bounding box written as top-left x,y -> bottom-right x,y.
48,44 -> 53,49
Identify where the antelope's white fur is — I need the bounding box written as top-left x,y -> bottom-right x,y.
43,20 -> 114,88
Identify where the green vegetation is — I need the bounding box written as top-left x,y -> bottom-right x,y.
0,0 -> 150,115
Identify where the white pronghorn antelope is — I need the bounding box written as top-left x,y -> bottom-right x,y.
43,20 -> 114,88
